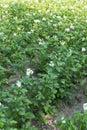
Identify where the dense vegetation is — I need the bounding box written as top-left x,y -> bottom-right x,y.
0,0 -> 87,129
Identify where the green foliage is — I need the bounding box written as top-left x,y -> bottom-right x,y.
0,85 -> 37,130
0,0 -> 87,129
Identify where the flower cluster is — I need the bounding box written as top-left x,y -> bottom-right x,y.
70,25 -> 74,30
49,61 -> 54,67
83,103 -> 87,111
34,19 -> 40,23
0,102 -> 2,106
42,17 -> 46,21
65,28 -> 70,32
16,68 -> 34,88
61,116 -> 66,124
60,41 -> 65,45
65,24 -> 74,32
16,80 -> 21,87
26,68 -> 34,76
82,47 -> 86,52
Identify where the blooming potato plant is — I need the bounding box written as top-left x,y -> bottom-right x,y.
0,0 -> 87,129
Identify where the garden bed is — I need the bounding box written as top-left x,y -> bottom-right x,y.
0,0 -> 87,129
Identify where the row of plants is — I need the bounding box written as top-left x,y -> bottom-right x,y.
0,0 -> 87,129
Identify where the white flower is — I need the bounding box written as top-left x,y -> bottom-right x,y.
53,24 -> 57,27
46,36 -> 50,39
14,0 -> 17,2
63,15 -> 67,19
61,117 -> 64,120
53,15 -> 56,18
38,38 -> 42,42
0,4 -> 3,7
16,81 -> 21,87
50,20 -> 53,23
39,41 -> 45,45
70,25 -> 75,30
58,22 -> 62,25
61,6 -> 65,9
72,9 -> 75,13
0,102 -> 2,106
14,17 -> 17,20
82,47 -> 86,52
0,32 -> 4,36
74,18 -> 77,22
26,13 -> 30,16
60,41 -> 65,45
84,6 -> 87,9
2,15 -> 5,18
34,0 -> 38,2
67,49 -> 72,57
57,16 -> 61,19
33,13 -> 36,16
70,6 -> 74,9
83,103 -> 87,111
34,19 -> 40,23
13,33 -> 17,36
46,10 -> 50,14
21,0 -> 25,3
38,38 -> 45,45
61,116 -> 66,124
85,20 -> 87,23
27,32 -> 31,34
42,18 -> 46,21
31,6 -> 34,8
53,35 -> 57,39
49,61 -> 54,67
27,30 -> 34,34
4,4 -> 9,8
65,28 -> 70,32
38,10 -> 42,13
5,11 -> 8,14
69,49 -> 72,55
17,28 -> 21,30
26,68 -> 33,76
82,38 -> 85,41
62,120 -> 66,124
31,30 -> 34,33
